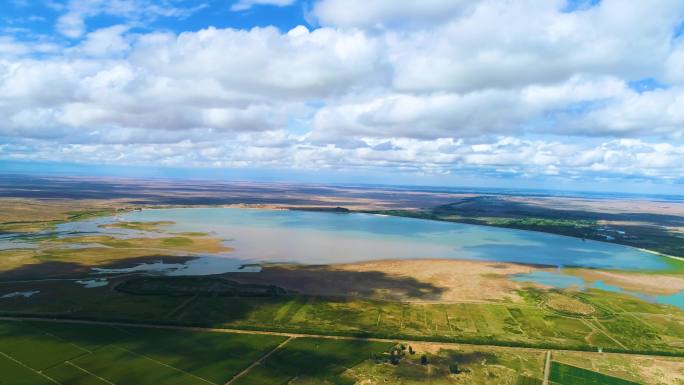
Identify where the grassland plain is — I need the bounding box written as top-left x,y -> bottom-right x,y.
0,198 -> 128,233
1,277 -> 683,356
7,316 -> 673,385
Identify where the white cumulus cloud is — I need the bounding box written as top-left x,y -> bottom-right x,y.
1,0 -> 684,185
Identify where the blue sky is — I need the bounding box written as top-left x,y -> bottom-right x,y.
1,0 -> 683,194
1,1 -> 310,36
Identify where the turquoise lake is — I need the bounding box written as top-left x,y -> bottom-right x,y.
105,208 -> 678,271
3,207 -> 677,308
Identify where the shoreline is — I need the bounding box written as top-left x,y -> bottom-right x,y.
638,247 -> 684,263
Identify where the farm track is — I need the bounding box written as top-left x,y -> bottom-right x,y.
224,337 -> 292,385
1,315 -> 682,359
65,361 -> 115,385
0,351 -> 60,384
542,351 -> 551,385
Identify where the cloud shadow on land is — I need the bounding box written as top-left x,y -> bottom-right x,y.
0,255 -> 196,281
0,255 -> 446,301
0,256 -> 447,333
221,264 -> 446,301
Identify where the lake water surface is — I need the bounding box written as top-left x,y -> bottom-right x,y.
3,207 -> 681,307
111,208 -> 678,271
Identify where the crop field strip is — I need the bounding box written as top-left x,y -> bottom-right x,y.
0,320 -> 287,385
230,338 -> 393,385
0,319 -> 394,385
0,316 -> 680,384
4,315 -> 684,363
549,361 -> 642,385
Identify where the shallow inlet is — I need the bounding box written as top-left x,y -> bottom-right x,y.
513,271 -> 684,310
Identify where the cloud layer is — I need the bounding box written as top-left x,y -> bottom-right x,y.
1,0 -> 684,185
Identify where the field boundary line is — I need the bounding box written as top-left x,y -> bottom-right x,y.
225,336 -> 293,385
65,361 -> 115,385
113,345 -> 215,385
0,351 -> 61,385
1,316 -> 682,359
164,294 -> 198,319
29,323 -> 94,355
583,318 -> 627,350
542,351 -> 551,385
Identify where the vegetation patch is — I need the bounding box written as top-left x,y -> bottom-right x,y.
98,221 -> 175,231
517,375 -> 543,385
544,293 -> 596,318
49,234 -> 231,254
0,198 -> 124,234
345,345 -> 545,385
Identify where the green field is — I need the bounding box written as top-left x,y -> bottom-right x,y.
0,320 -> 549,385
0,314 -> 681,384
0,319 -> 396,385
0,320 -> 286,385
549,361 -> 642,385
1,277 -> 683,356
233,338 -> 392,385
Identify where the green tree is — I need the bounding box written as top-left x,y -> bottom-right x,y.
449,363 -> 460,374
